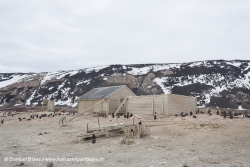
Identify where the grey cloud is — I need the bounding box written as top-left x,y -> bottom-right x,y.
0,0 -> 249,73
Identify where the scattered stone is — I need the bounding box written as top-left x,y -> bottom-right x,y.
159,162 -> 166,165
13,144 -> 18,148
39,133 -> 43,135
107,151 -> 111,153
46,162 -> 53,167
151,145 -> 156,149
121,138 -> 134,145
16,161 -> 24,166
44,132 -> 48,134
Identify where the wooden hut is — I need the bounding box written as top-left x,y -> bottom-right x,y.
77,85 -> 136,116
77,85 -> 197,117
42,99 -> 54,111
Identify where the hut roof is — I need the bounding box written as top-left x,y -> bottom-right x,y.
79,85 -> 126,100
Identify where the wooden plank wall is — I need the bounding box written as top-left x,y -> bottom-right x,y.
78,100 -> 108,114
126,95 -> 170,115
96,100 -> 108,114
126,94 -> 197,115
47,101 -> 54,111
127,97 -> 153,114
169,94 -> 196,115
108,86 -> 136,114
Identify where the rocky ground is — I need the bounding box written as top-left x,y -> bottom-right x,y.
0,111 -> 250,167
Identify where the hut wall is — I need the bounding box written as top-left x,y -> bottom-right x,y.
108,86 -> 136,114
126,95 -> 170,115
126,94 -> 197,115
42,100 -> 54,111
47,101 -> 54,111
78,99 -> 108,114
169,94 -> 197,115
126,97 -> 153,114
78,100 -> 93,113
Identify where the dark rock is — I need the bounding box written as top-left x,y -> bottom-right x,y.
46,162 -> 53,167
16,161 -> 24,166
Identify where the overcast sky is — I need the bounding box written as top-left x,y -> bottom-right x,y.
0,0 -> 250,73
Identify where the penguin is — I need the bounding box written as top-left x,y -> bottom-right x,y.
130,113 -> 133,117
92,134 -> 96,144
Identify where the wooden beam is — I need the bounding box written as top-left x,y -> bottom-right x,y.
68,99 -> 105,122
114,97 -> 127,116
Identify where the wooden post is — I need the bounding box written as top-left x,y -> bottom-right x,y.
162,98 -> 164,115
125,97 -> 128,115
91,101 -> 94,115
106,100 -> 109,118
106,130 -> 109,138
138,124 -> 141,138
152,97 -> 154,114
98,118 -> 100,128
87,124 -> 88,133
168,94 -> 170,117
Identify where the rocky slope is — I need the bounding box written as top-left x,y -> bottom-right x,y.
0,60 -> 250,109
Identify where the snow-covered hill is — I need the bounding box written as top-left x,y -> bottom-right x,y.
1,60 -> 250,109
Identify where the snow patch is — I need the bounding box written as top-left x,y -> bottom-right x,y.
153,78 -> 171,94
54,98 -> 75,106
127,67 -> 151,75
25,90 -> 37,105
226,61 -> 242,67
197,105 -> 205,108
85,65 -> 108,74
0,75 -> 30,89
189,62 -> 203,67
76,79 -> 91,86
69,70 -> 79,76
14,104 -> 21,106
238,105 -> 246,110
